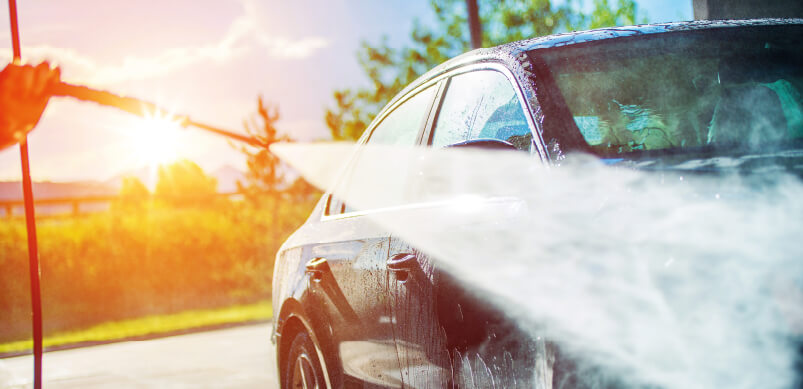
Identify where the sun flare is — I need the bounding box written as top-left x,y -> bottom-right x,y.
129,112 -> 185,168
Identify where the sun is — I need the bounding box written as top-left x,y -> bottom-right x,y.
129,112 -> 185,168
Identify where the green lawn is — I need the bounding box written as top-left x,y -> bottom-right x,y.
0,301 -> 271,355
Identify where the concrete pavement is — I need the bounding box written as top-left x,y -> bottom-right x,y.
0,323 -> 278,388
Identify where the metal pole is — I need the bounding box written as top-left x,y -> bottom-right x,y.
466,0 -> 482,49
20,140 -> 42,389
7,1 -> 44,388
48,82 -> 267,148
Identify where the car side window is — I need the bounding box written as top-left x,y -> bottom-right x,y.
326,86 -> 436,216
366,86 -> 436,146
431,70 -> 532,151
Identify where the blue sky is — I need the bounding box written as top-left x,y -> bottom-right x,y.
0,0 -> 692,182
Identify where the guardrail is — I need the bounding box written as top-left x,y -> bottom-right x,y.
0,192 -> 244,218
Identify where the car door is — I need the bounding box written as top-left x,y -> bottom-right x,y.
311,84 -> 439,387
387,67 -> 536,387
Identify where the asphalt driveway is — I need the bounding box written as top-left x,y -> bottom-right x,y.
0,323 -> 277,388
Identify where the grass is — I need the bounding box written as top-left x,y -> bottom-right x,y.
0,301 -> 272,355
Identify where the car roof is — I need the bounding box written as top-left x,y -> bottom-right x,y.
382,18 -> 803,115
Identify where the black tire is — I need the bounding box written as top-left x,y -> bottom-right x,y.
283,331 -> 326,389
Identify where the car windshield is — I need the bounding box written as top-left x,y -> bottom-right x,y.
537,25 -> 803,158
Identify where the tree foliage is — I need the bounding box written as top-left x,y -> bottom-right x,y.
118,176 -> 149,199
237,97 -> 321,204
236,96 -> 291,202
114,176 -> 150,211
326,0 -> 645,141
155,159 -> 218,206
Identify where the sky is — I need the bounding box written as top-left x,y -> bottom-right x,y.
0,0 -> 692,182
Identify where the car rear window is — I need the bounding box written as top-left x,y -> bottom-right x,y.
537,25 -> 803,157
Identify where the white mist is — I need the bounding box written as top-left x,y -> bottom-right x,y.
273,143 -> 803,389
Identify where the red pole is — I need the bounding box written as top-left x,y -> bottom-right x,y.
20,140 -> 42,389
7,0 -> 44,388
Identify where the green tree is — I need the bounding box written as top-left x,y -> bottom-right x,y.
235,98 -> 322,249
284,176 -> 321,203
236,97 -> 323,203
236,96 -> 291,204
326,0 -> 645,141
155,160 -> 218,206
113,176 -> 150,211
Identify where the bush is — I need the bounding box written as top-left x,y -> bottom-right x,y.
0,197 -> 317,343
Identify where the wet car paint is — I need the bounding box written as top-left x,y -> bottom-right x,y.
269,19 -> 803,388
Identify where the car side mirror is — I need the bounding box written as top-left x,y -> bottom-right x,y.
446,138 -> 518,151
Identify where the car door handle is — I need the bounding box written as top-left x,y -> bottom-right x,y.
305,257 -> 329,282
387,253 -> 417,282
387,253 -> 417,270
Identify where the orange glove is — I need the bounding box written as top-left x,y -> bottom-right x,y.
0,61 -> 60,150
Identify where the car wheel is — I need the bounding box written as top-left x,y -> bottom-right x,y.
283,331 -> 326,389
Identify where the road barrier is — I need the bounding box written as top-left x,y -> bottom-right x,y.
0,192 -> 245,218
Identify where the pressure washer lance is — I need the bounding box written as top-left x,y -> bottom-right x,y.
48,82 -> 269,148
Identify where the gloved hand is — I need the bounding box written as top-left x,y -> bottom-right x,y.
0,61 -> 60,150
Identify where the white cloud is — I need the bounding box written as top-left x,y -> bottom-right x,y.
258,36 -> 330,59
237,0 -> 330,59
0,0 -> 329,85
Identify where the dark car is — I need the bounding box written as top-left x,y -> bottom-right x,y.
270,19 -> 803,388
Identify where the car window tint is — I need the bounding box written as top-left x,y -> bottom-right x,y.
327,86 -> 436,216
431,70 -> 532,150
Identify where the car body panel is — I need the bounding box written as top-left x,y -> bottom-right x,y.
387,240 -> 450,388
273,205 -> 403,386
270,18 -> 803,388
